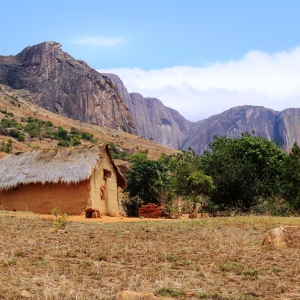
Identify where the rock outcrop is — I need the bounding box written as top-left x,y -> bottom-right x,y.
185,105 -> 300,155
182,106 -> 279,154
1,42 -> 300,154
103,73 -> 300,154
0,42 -> 136,133
277,108 -> 300,152
103,73 -> 190,149
262,226 -> 300,249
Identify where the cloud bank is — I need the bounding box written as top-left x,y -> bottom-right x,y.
71,36 -> 126,47
98,47 -> 300,121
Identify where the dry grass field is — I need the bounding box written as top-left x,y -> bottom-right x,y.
0,84 -> 178,160
0,212 -> 300,300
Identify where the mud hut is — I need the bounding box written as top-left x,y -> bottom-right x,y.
0,144 -> 126,216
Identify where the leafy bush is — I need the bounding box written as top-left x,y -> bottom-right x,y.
71,137 -> 81,146
24,122 -> 40,138
45,120 -> 53,127
45,128 -> 54,138
57,127 -> 69,140
0,118 -> 16,128
70,127 -> 81,135
0,139 -> 12,153
51,208 -> 68,229
15,123 -> 23,130
58,140 -> 70,147
201,133 -> 286,210
124,159 -> 168,207
282,142 -> 300,210
9,129 -> 25,142
81,131 -> 94,142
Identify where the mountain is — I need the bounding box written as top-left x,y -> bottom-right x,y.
103,73 -> 190,149
0,42 -> 136,134
277,108 -> 300,152
0,83 -> 178,160
1,42 -> 300,155
183,106 -> 278,153
105,72 -> 300,154
182,106 -> 300,154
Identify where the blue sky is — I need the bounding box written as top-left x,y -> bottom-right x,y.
1,1 -> 300,121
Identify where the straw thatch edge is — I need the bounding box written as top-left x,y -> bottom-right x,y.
0,144 -> 126,191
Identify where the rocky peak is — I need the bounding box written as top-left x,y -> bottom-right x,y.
0,42 -> 136,133
181,105 -> 300,154
16,41 -> 63,64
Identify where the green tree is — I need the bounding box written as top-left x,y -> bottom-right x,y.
202,133 -> 286,211
124,158 -> 168,215
187,170 -> 213,206
167,150 -> 212,213
126,152 -> 148,163
282,142 -> 300,210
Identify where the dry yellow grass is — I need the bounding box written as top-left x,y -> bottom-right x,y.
0,212 -> 299,299
0,84 -> 178,160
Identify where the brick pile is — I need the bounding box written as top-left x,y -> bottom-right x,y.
138,203 -> 164,218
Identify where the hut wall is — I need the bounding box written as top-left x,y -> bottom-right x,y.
89,150 -> 119,216
0,181 -> 90,215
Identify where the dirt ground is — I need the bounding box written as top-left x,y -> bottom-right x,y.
1,211 -> 300,300
1,210 -> 190,223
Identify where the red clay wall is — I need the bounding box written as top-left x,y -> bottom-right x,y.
0,181 -> 90,215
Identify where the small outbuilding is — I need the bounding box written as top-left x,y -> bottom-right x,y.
0,144 -> 126,216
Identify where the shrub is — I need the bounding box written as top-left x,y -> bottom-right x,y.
57,127 -> 69,140
9,129 -> 25,142
0,139 -> 12,153
71,137 -> 81,146
0,118 -> 15,128
6,112 -> 14,117
58,140 -> 70,147
51,208 -> 68,229
45,128 -> 54,138
24,122 -> 40,138
45,120 -> 53,127
70,127 -> 81,135
15,123 -> 23,130
81,131 -> 94,142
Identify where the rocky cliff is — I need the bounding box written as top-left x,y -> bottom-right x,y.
1,42 -> 300,154
103,73 -> 300,154
0,42 -> 136,133
182,106 -> 300,154
103,73 -> 190,149
277,108 -> 300,152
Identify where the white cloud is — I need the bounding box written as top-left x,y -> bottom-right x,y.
98,47 -> 300,121
71,36 -> 126,47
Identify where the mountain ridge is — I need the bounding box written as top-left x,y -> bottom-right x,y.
104,73 -> 300,154
1,41 -> 300,155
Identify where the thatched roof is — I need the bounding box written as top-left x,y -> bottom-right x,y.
0,144 -> 126,190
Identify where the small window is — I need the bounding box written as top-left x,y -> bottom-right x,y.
103,169 -> 111,179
